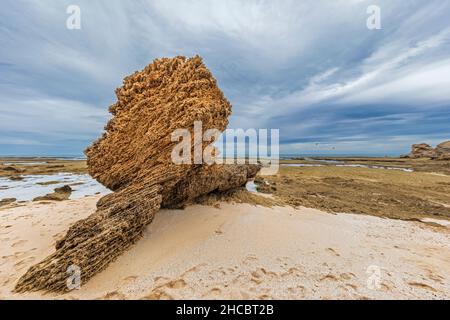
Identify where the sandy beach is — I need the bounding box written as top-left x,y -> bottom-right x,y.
1,196 -> 449,300
3,2 -> 450,308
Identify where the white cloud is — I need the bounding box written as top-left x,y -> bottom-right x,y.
238,26 -> 450,126
1,0 -> 450,155
0,95 -> 108,140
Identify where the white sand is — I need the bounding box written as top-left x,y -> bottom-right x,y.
1,196 -> 449,300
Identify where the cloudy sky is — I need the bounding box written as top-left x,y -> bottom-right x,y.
1,0 -> 450,156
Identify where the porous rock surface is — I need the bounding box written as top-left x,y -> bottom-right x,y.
32,185 -> 72,202
409,143 -> 435,159
408,141 -> 450,160
15,56 -> 260,293
435,141 -> 450,160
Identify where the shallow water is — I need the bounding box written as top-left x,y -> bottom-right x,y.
335,164 -> 413,172
282,164 -> 324,167
246,180 -> 258,193
0,173 -> 111,201
281,163 -> 413,172
305,158 -> 343,164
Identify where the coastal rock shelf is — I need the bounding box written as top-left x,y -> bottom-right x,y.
15,56 -> 260,293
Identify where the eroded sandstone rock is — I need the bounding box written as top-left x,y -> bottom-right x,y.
15,56 -> 260,293
408,141 -> 450,160
409,143 -> 435,159
33,185 -> 72,202
435,141 -> 450,160
0,198 -> 16,207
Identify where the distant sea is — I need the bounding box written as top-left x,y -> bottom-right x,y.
280,153 -> 401,159
0,155 -> 87,160
0,154 -> 402,160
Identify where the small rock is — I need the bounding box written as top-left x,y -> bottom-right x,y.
434,141 -> 450,160
33,185 -> 72,202
9,176 -> 24,181
0,198 -> 16,207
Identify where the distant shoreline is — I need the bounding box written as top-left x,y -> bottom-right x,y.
0,156 -> 87,160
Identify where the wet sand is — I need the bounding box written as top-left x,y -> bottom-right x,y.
1,196 -> 449,300
255,165 -> 450,221
282,157 -> 450,176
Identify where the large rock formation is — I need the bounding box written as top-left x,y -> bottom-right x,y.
407,141 -> 450,160
409,143 -> 436,159
435,141 -> 450,160
15,56 -> 260,293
